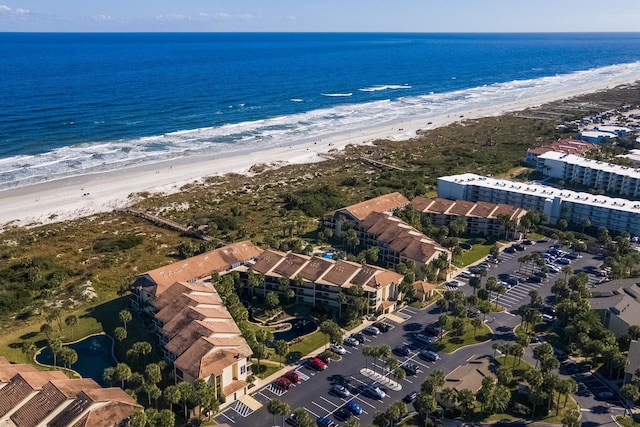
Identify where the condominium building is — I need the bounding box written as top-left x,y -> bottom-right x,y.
0,357 -> 141,427
536,151 -> 640,198
249,249 -> 404,315
438,173 -> 640,235
524,138 -> 599,167
410,196 -> 527,239
324,192 -> 449,270
131,241 -> 262,404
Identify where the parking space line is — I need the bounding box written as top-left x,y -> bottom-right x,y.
218,411 -> 236,424
320,396 -> 341,408
354,395 -> 377,409
312,400 -> 331,415
304,406 -> 320,418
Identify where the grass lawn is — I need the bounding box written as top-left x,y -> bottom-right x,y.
285,330 -> 327,363
617,416 -> 640,427
251,359 -> 281,379
433,324 -> 492,353
455,238 -> 494,267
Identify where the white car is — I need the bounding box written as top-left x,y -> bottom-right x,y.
363,326 -> 380,335
330,343 -> 347,355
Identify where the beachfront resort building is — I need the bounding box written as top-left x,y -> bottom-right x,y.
324,192 -> 450,271
0,357 -> 141,427
131,241 -> 262,404
578,130 -> 617,144
437,173 -> 640,235
410,196 -> 527,239
249,249 -> 405,315
536,151 -> 640,198
523,138 -> 599,167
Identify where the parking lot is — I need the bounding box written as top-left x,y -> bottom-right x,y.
214,307 -> 450,427
215,239 -> 616,426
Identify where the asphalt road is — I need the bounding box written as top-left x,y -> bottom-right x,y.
215,240 -> 624,426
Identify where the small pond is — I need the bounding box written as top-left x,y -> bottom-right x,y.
272,318 -> 317,343
36,334 -> 116,386
459,242 -> 472,250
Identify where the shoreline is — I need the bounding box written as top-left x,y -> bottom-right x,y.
1,75 -> 638,230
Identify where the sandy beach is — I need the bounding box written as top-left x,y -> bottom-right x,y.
1,75 -> 638,231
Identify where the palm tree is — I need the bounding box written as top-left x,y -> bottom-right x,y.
440,387 -> 458,416
119,310 -> 132,331
64,315 -> 78,339
457,389 -> 475,416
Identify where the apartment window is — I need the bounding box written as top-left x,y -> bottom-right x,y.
240,365 -> 246,374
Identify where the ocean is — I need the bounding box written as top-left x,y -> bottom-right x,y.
2,32 -> 640,190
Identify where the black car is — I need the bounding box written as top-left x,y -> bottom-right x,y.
541,305 -> 556,315
533,271 -> 548,278
351,332 -> 365,343
394,345 -> 412,357
401,363 -> 419,376
527,275 -> 542,283
373,322 -> 390,332
504,246 -> 516,253
334,406 -> 352,421
424,323 -> 441,336
514,244 -> 526,251
403,391 -> 418,403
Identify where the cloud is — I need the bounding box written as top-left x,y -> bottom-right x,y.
155,11 -> 254,23
286,15 -> 296,21
0,4 -> 11,12
15,8 -> 29,14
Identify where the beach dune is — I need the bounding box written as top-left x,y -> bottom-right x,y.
0,75 -> 637,231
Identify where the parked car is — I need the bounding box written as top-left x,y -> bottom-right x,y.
542,314 -> 556,323
513,244 -> 526,251
523,239 -> 535,245
373,321 -> 391,332
345,401 -> 362,415
363,326 -> 380,335
363,384 -> 386,399
330,384 -> 351,398
556,257 -> 571,265
318,353 -> 332,365
351,332 -> 365,343
533,271 -> 548,278
403,391 -> 418,403
284,371 -> 300,384
424,323 -> 441,336
401,363 -> 419,376
394,345 -> 412,357
334,406 -> 352,421
541,305 -> 556,315
504,246 -> 516,253
344,336 -> 359,347
444,280 -> 461,288
528,275 -> 542,283
306,357 -> 328,371
420,350 -> 440,361
414,333 -> 434,345
286,413 -> 304,426
316,416 -> 335,427
276,377 -> 293,390
330,343 -> 346,355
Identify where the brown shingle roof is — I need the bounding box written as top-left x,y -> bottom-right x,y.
138,240 -> 263,297
413,197 -> 525,220
153,280 -> 220,312
321,260 -> 360,286
252,250 -> 286,275
165,319 -> 241,356
413,280 -> 438,293
298,257 -> 334,282
341,192 -> 409,221
272,253 -> 310,278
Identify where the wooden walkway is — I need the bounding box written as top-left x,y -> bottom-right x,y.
119,208 -> 213,241
359,156 -> 408,171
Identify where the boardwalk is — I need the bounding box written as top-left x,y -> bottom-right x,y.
119,208 -> 214,241
359,156 -> 408,171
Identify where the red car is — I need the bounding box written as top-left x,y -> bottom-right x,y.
283,370 -> 300,384
275,376 -> 292,390
306,357 -> 328,371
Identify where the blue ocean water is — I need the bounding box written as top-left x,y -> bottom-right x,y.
1,32 -> 640,189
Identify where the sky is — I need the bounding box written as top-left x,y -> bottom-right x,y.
1,0 -> 639,33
